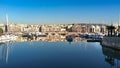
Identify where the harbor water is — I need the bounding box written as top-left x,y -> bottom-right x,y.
0,41 -> 120,68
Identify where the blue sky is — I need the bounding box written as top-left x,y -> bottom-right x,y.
0,0 -> 120,24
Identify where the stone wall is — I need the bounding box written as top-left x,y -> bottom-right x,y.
102,37 -> 120,49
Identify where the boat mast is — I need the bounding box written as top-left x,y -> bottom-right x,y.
5,14 -> 8,33
118,15 -> 120,34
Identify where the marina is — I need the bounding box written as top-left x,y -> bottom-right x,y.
0,0 -> 120,67
0,24 -> 118,68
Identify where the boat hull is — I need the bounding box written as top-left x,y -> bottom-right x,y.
87,39 -> 101,42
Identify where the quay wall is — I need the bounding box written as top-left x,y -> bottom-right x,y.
102,37 -> 120,49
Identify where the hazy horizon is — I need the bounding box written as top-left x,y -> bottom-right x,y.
0,0 -> 120,24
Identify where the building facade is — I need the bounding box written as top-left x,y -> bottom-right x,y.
71,23 -> 107,34
39,24 -> 67,32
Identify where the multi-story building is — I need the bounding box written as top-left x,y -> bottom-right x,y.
8,24 -> 40,33
39,24 -> 67,32
21,24 -> 40,32
8,24 -> 22,33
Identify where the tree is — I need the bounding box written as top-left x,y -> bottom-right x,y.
106,25 -> 116,36
0,28 -> 3,34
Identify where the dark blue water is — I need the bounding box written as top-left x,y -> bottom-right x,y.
0,41 -> 119,68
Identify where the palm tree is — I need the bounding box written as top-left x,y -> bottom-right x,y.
106,25 -> 116,36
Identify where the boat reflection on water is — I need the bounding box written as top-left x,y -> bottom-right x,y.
0,43 -> 10,64
66,35 -> 84,44
66,35 -> 74,43
102,46 -> 120,68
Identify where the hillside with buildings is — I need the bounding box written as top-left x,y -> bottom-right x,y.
0,23 -> 108,34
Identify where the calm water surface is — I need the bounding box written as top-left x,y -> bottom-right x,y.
0,41 -> 120,68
